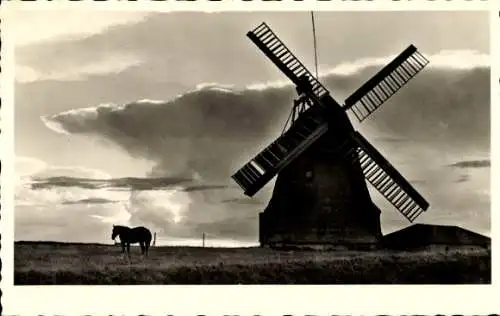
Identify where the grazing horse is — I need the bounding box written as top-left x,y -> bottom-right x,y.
111,225 -> 154,257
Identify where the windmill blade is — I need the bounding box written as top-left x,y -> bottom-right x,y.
340,131 -> 429,222
232,106 -> 328,196
343,45 -> 429,122
247,22 -> 329,102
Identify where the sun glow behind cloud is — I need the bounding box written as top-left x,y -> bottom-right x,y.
15,155 -> 197,242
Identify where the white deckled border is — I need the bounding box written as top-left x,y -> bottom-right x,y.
489,3 -> 499,287
0,4 -> 17,315
0,0 -> 492,12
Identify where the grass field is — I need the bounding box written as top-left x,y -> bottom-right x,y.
15,241 -> 491,285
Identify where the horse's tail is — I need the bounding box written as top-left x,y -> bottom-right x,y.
151,231 -> 156,247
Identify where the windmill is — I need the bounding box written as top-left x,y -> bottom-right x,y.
231,21 -> 430,249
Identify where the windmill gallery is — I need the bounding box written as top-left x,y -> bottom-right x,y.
230,21 -> 489,251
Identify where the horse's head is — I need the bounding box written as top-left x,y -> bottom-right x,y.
111,225 -> 119,240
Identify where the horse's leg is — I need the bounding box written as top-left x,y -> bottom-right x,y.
139,242 -> 145,257
121,241 -> 126,259
126,243 -> 131,260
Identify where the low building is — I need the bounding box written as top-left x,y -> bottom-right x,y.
382,224 -> 490,251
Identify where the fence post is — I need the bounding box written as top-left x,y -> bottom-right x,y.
202,232 -> 206,248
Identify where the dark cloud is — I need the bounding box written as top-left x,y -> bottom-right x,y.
181,184 -> 231,193
455,174 -> 470,183
221,197 -> 265,205
43,85 -> 294,181
44,65 -> 490,180
348,66 -> 490,149
31,177 -> 100,190
374,136 -> 408,144
30,175 -> 193,190
61,198 -> 119,205
448,159 -> 490,169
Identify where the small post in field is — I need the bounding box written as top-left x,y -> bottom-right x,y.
202,232 -> 206,248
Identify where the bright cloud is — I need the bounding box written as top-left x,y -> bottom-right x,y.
11,10 -> 147,83
16,156 -> 48,177
16,54 -> 143,83
9,10 -> 149,47
246,50 -> 489,91
324,49 -> 489,76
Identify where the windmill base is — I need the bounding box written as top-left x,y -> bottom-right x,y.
258,208 -> 382,250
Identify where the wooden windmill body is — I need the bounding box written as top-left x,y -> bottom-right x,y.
232,22 -> 431,248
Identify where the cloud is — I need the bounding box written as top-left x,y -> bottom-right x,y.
42,84 -> 294,182
14,159 -> 133,243
16,54 -> 143,83
13,11 -> 148,84
448,159 -> 490,169
247,49 -> 488,91
181,184 -> 231,192
62,198 -> 119,205
16,203 -> 120,243
15,158 -> 251,241
323,49 -> 489,77
30,175 -> 193,191
455,175 -> 470,183
42,51 -> 490,178
15,159 -> 191,242
32,166 -> 112,180
221,197 -> 265,205
16,156 -> 48,177
11,11 -> 149,47
90,207 -> 132,225
15,12 -> 489,94
15,156 -> 112,180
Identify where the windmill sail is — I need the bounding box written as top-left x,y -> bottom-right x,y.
232,106 -> 328,196
343,45 -> 429,122
247,22 -> 329,102
340,132 -> 429,222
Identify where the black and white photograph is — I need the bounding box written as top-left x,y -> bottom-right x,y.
11,10 -> 491,285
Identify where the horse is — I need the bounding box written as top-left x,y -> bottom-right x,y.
111,225 -> 155,258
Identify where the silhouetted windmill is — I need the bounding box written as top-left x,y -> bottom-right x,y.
231,22 -> 430,248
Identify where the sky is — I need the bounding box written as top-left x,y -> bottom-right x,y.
13,10 -> 490,246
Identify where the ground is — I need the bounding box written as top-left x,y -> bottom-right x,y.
14,241 -> 491,285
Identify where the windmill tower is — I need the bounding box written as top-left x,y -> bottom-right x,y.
231,22 -> 431,249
